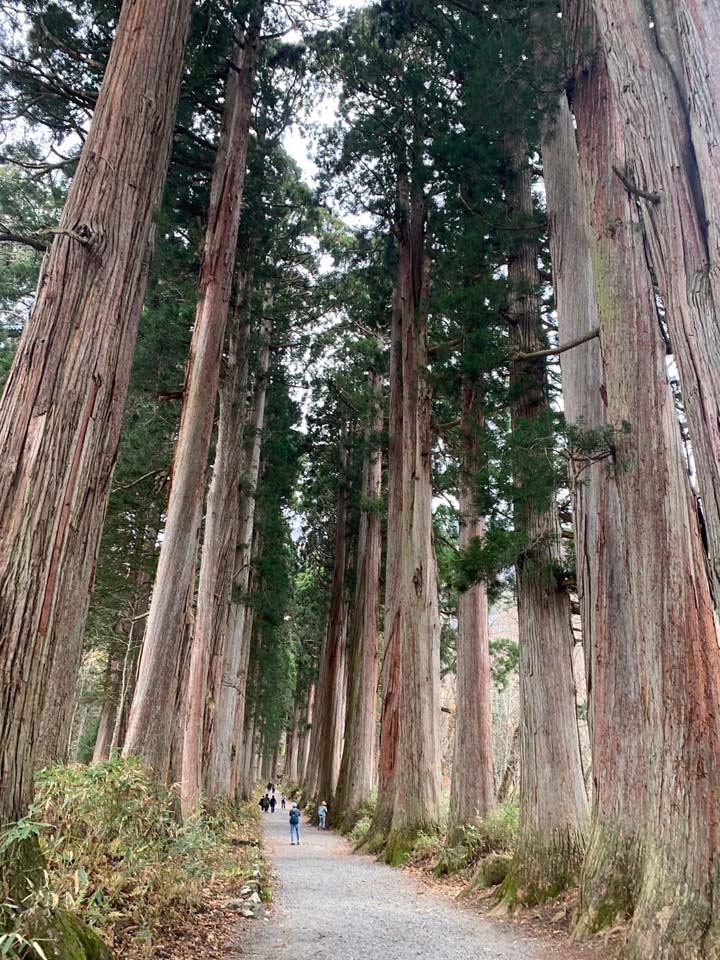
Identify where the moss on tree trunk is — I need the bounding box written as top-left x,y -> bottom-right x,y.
497,828 -> 585,908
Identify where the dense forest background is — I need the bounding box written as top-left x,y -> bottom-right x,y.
1,1 -> 720,959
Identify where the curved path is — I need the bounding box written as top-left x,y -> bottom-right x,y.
238,809 -> 541,960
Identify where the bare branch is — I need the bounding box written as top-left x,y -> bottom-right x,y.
612,165 -> 661,205
0,230 -> 48,252
512,327 -> 600,361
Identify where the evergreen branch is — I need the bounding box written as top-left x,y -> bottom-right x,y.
327,378 -> 361,414
38,17 -> 106,72
512,327 -> 600,361
0,151 -> 79,176
428,336 -> 462,356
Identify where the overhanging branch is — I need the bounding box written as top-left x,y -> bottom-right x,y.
512,327 -> 600,361
0,230 -> 48,252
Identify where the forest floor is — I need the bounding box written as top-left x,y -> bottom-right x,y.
220,811 -> 621,960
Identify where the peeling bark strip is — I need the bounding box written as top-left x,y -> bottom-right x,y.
499,139 -> 588,906
0,0 -> 192,835
560,7 -> 720,953
334,370 -> 383,832
124,4 -> 263,782
448,380 -> 494,840
591,0 -> 720,601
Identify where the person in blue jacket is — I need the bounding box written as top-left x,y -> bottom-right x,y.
289,803 -> 301,845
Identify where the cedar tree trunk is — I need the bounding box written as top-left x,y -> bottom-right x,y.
382,166 -> 442,865
590,0 -> 720,599
448,381 -> 495,840
499,141 -> 588,906
559,16 -> 720,954
335,371 -> 383,831
181,271 -> 252,816
0,0 -> 191,851
124,8 -> 262,779
311,426 -> 350,810
206,308 -> 272,799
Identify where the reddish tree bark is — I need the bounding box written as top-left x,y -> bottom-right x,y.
299,680 -> 316,786
499,141 -> 588,905
181,270 -> 252,816
206,308 -> 273,800
497,723 -> 520,805
448,381 -> 495,840
589,0 -> 720,600
555,14 -> 720,952
383,163 -> 442,864
364,275 -> 403,852
233,558 -> 257,800
0,0 -> 192,847
285,700 -> 302,783
124,7 -> 262,780
335,372 -> 383,831
309,425 -> 350,809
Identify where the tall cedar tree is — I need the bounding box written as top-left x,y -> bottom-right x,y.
0,0 -> 191,897
553,5 -> 720,955
124,3 -> 264,780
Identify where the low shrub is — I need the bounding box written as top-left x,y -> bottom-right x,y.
435,804 -> 519,877
348,816 -> 372,846
1,757 -> 264,959
406,831 -> 444,866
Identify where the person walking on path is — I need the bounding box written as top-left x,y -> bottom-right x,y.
318,800 -> 328,829
270,794 -> 277,813
259,794 -> 270,814
281,793 -> 287,809
289,803 -> 301,845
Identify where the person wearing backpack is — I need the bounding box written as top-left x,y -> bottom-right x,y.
289,803 -> 301,845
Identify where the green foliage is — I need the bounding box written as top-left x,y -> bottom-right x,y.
489,637 -> 520,689
561,416 -> 633,484
403,832 -> 443,867
348,817 -> 372,847
0,759 -> 263,958
438,806 -> 519,878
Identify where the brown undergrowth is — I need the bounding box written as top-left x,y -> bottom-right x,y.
0,759 -> 270,959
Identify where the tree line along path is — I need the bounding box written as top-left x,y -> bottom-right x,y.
1,0 -> 719,959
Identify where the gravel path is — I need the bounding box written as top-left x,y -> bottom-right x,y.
237,808 -> 542,960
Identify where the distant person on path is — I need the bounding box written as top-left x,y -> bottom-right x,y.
267,781 -> 274,793
259,794 -> 270,814
270,794 -> 277,813
289,803 -> 301,845
281,794 -> 287,809
318,800 -> 328,829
